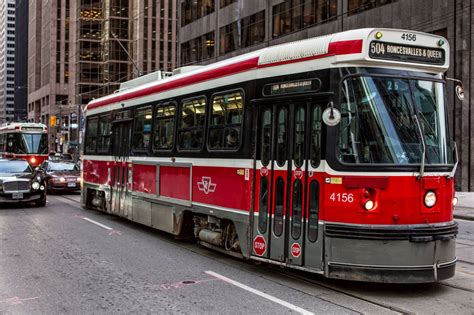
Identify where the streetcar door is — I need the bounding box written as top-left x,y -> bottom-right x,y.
253,101 -> 323,269
111,119 -> 131,217
252,104 -> 289,262
303,105 -> 323,270
287,103 -> 324,268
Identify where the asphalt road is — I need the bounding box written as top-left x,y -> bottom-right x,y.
0,194 -> 473,314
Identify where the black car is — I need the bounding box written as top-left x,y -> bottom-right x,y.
37,160 -> 81,193
0,159 -> 46,207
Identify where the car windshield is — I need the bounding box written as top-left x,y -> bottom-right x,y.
339,76 -> 453,165
0,161 -> 32,173
49,162 -> 79,171
6,133 -> 48,154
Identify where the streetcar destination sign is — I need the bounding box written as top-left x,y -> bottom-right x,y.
369,41 -> 445,65
263,78 -> 321,96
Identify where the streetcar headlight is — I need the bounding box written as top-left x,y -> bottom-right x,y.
375,31 -> 383,40
452,196 -> 458,207
424,191 -> 437,208
31,182 -> 40,190
364,200 -> 375,211
30,157 -> 37,164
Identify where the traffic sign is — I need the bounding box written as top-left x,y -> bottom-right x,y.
291,243 -> 301,258
253,235 -> 266,256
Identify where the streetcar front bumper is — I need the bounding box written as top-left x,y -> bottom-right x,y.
324,222 -> 457,283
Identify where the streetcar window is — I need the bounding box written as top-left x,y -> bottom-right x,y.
178,97 -> 206,151
261,109 -> 272,166
97,115 -> 111,154
310,106 -> 322,168
308,180 -> 320,242
0,134 -> 5,151
273,177 -> 285,237
276,108 -> 288,167
85,117 -> 98,154
153,103 -> 176,150
132,107 -> 153,152
258,176 -> 269,234
294,107 -> 305,168
291,179 -> 302,239
208,91 -> 244,150
338,76 -> 452,165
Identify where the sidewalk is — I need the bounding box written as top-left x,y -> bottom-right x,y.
455,192 -> 474,221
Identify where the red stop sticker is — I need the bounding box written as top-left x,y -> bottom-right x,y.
253,235 -> 266,256
291,243 -> 301,258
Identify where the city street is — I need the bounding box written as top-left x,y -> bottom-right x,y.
0,194 -> 473,314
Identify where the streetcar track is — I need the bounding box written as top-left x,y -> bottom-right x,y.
56,194 -> 472,314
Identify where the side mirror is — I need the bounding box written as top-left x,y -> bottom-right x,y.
322,101 -> 341,126
445,77 -> 465,101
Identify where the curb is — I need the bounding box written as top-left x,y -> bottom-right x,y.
454,214 -> 474,221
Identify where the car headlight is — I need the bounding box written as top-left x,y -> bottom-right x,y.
56,177 -> 66,183
424,191 -> 437,208
31,182 -> 40,190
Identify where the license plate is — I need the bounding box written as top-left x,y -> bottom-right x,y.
67,182 -> 76,187
12,192 -> 23,199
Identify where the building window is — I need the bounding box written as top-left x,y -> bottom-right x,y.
180,31 -> 215,65
220,0 -> 237,8
178,97 -> 207,151
273,0 -> 337,38
242,10 -> 266,48
219,21 -> 239,54
347,0 -> 394,15
208,91 -> 244,150
181,0 -> 215,26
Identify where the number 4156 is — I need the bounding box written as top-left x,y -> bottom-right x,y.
329,192 -> 354,203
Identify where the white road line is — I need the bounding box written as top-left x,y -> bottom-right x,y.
82,217 -> 113,231
205,271 -> 314,315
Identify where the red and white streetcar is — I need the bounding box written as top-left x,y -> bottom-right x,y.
0,123 -> 49,167
82,28 -> 461,283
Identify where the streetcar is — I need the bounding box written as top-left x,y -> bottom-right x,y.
82,28 -> 461,283
0,123 -> 49,167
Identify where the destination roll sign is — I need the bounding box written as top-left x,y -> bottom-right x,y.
369,41 -> 445,65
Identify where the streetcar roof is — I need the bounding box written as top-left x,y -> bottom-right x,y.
86,28 -> 449,115
0,123 -> 47,132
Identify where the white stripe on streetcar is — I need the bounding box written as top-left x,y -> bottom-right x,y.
205,271 -> 314,315
82,217 -> 113,231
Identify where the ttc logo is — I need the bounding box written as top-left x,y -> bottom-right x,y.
197,177 -> 216,194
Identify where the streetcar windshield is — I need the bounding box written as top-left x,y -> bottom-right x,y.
6,133 -> 49,154
339,76 -> 453,165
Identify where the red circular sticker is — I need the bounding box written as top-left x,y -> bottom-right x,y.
291,243 -> 301,258
253,235 -> 266,256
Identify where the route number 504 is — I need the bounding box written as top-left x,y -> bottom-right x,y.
329,193 -> 354,203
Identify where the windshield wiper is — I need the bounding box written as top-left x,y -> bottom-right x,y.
413,114 -> 426,179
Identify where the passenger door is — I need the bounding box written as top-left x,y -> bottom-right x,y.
252,100 -> 323,270
110,119 -> 132,217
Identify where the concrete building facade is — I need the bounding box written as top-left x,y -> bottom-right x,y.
178,0 -> 474,191
14,0 -> 28,121
0,0 -> 17,123
27,0 -> 177,153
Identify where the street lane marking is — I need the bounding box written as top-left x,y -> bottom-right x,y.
205,271 -> 314,315
81,217 -> 121,235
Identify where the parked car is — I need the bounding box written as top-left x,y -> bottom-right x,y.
38,160 -> 81,193
0,159 -> 46,206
